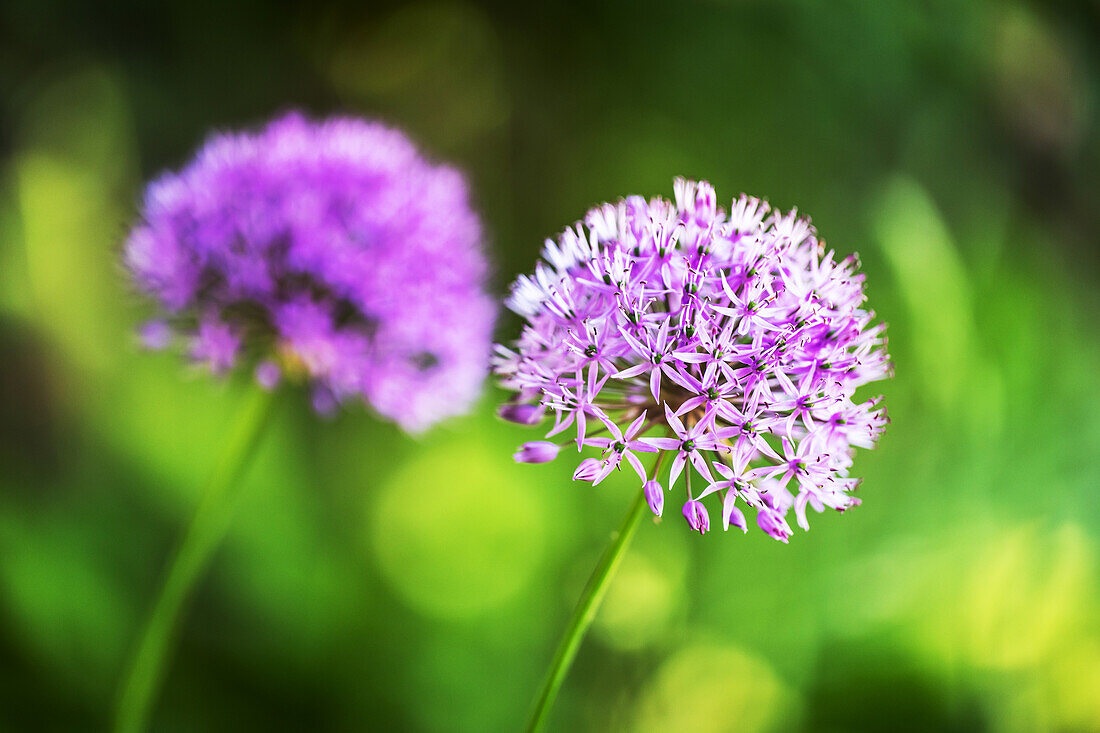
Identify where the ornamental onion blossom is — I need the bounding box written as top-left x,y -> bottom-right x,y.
125,112 -> 494,432
495,178 -> 890,539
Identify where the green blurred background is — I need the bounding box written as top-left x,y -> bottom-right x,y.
2,0 -> 1099,730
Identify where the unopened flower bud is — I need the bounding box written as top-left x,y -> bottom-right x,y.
682,500 -> 710,534
756,507 -> 792,543
573,458 -> 604,481
498,403 -> 544,425
644,480 -> 664,517
514,441 -> 560,464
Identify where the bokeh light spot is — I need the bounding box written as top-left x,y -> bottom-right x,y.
634,641 -> 796,733
594,525 -> 688,650
369,436 -> 547,619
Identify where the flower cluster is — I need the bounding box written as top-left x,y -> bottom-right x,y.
125,112 -> 494,432
495,179 -> 890,540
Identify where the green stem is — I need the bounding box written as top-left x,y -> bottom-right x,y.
114,385 -> 278,733
526,452 -> 665,733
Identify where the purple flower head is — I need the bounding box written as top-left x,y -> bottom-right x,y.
494,179 -> 891,539
124,112 -> 494,432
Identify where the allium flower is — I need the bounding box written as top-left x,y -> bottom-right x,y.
495,178 -> 890,539
125,112 -> 494,431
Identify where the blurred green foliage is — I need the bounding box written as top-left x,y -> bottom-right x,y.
2,0 -> 1099,730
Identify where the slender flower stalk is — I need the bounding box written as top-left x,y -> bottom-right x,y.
115,385 -> 276,733
117,112 -> 492,731
527,452 -> 666,733
497,179 -> 891,726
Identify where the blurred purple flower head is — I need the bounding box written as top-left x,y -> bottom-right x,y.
125,112 -> 494,432
495,178 -> 890,539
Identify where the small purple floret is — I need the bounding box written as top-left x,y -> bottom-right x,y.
573,458 -> 605,482
682,500 -> 710,534
498,403 -> 545,425
190,319 -> 239,374
756,506 -> 792,543
138,320 -> 173,350
255,361 -> 281,391
514,441 -> 560,464
644,479 -> 664,517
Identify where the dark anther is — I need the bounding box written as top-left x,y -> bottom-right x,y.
410,351 -> 439,371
